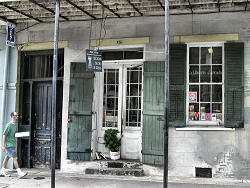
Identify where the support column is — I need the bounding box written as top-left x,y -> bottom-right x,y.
0,45 -> 9,164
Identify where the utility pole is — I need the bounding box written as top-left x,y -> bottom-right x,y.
51,0 -> 60,187
164,0 -> 169,188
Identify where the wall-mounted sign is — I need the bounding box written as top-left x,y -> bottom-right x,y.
6,22 -> 15,47
86,49 -> 102,72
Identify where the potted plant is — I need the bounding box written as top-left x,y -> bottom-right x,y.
104,129 -> 121,160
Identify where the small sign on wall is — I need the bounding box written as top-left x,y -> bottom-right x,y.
6,22 -> 15,47
86,49 -> 102,72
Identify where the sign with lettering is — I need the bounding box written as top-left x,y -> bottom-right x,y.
86,49 -> 102,72
6,22 -> 15,47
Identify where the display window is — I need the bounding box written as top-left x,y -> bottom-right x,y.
187,44 -> 223,125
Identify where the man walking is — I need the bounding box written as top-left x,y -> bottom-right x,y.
0,112 -> 27,178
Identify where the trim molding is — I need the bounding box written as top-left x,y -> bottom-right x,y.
90,37 -> 149,47
18,41 -> 68,51
174,34 -> 239,43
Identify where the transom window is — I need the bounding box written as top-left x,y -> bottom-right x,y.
187,44 -> 224,125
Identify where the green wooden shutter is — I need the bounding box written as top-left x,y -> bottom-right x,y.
224,43 -> 244,128
142,44 -> 186,165
142,61 -> 165,165
169,44 -> 186,127
67,63 -> 93,160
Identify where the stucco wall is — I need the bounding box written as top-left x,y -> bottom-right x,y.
16,11 -> 250,178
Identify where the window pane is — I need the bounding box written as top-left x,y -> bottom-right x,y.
189,85 -> 199,102
201,47 -> 212,64
189,66 -> 199,83
212,47 -> 222,64
200,66 -> 211,83
212,85 -> 222,102
212,66 -> 222,83
200,85 -> 210,102
189,47 -> 199,64
212,103 -> 222,113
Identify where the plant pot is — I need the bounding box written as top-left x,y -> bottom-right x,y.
110,151 -> 120,160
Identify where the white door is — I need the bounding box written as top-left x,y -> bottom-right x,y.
97,62 -> 143,160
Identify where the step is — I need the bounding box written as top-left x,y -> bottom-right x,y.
85,168 -> 144,177
85,160 -> 144,177
100,160 -> 143,170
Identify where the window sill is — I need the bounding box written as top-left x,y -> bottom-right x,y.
176,127 -> 235,131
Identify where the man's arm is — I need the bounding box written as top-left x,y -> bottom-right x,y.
2,135 -> 6,152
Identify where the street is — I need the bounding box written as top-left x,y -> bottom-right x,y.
0,169 -> 250,188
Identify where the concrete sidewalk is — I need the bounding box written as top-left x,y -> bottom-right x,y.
0,168 -> 250,188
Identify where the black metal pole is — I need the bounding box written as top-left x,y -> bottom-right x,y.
164,0 -> 169,188
51,0 -> 60,188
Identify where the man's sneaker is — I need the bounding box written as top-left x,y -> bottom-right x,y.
0,170 -> 10,177
18,171 -> 27,178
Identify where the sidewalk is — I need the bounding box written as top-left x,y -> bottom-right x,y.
1,168 -> 250,188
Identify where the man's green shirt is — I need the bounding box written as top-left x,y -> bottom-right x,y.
3,122 -> 17,148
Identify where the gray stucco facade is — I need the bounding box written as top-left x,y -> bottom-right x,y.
0,11 -> 248,178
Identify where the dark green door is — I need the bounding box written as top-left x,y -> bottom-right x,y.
33,82 -> 52,167
32,82 -> 63,168
67,63 -> 94,160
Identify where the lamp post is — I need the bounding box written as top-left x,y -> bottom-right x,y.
51,0 -> 60,187
164,0 -> 169,188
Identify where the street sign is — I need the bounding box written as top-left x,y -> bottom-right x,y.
6,22 -> 15,47
86,49 -> 102,72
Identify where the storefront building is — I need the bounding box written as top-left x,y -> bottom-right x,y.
0,1 -> 250,179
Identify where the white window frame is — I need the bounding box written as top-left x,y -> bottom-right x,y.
186,42 -> 225,126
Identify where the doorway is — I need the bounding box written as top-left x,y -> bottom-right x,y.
19,50 -> 63,168
98,62 -> 143,160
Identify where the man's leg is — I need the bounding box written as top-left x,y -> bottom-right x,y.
0,156 -> 10,176
13,156 -> 27,177
2,155 -> 10,168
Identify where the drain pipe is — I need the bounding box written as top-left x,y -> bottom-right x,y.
0,44 -> 10,164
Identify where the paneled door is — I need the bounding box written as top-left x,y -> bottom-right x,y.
98,62 -> 143,160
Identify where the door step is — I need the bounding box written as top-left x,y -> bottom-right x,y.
85,160 -> 144,177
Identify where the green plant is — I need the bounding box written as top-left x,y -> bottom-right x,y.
104,129 -> 121,152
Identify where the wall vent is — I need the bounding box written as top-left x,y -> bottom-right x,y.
195,167 -> 212,178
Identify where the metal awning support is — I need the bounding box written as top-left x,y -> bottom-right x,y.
0,2 -> 42,23
187,0 -> 193,14
164,0 -> 169,188
51,0 -> 60,187
65,0 -> 96,19
95,0 -> 121,18
157,0 -> 165,10
218,0 -> 221,12
126,0 -> 143,16
246,0 -> 248,11
29,0 -> 69,21
0,15 -> 16,24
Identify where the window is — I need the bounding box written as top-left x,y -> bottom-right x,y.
187,43 -> 224,125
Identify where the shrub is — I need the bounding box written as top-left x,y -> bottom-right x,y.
104,129 -> 121,152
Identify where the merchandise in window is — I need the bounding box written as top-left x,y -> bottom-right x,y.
188,45 -> 223,124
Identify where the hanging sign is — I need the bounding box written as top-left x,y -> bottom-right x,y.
6,22 -> 15,47
86,49 -> 102,72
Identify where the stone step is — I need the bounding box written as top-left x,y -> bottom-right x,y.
85,168 -> 144,177
85,160 -> 144,177
100,160 -> 143,170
